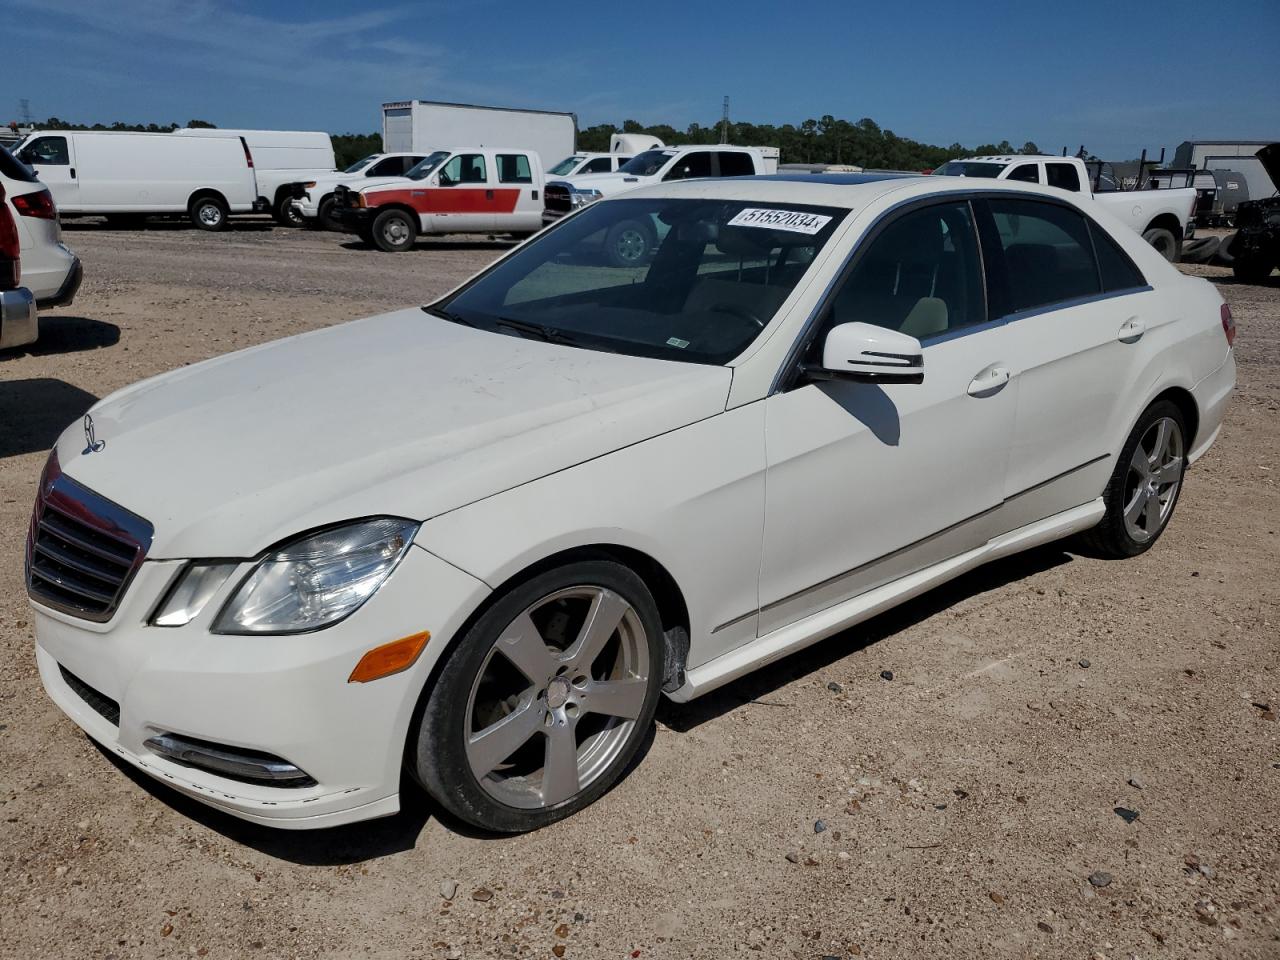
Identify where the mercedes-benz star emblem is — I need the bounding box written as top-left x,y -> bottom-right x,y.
82,414 -> 105,454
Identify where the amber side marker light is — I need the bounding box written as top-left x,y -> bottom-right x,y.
349,631 -> 430,683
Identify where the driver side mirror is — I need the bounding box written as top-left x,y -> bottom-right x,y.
807,321 -> 924,384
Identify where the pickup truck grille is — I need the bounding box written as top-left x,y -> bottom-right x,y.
26,452 -> 153,623
544,184 -> 572,215
333,185 -> 354,209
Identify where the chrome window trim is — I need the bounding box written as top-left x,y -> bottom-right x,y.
992,284 -> 1154,326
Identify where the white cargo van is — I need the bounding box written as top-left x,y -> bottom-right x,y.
14,130 -> 261,231
174,128 -> 336,225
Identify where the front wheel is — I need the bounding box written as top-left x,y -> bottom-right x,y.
189,196 -> 228,232
411,560 -> 665,833
603,219 -> 653,268
273,194 -> 303,227
371,208 -> 416,252
1081,400 -> 1187,558
1141,227 -> 1179,262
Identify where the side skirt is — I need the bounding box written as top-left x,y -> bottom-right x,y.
666,498 -> 1104,703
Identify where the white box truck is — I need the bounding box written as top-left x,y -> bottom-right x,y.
174,127 -> 337,225
382,100 -> 576,170
14,130 -> 261,231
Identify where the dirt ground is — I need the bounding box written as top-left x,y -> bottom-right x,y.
1,220 -> 1277,960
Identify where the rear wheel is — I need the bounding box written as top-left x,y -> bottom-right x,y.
371,208 -> 416,252
1141,227 -> 1179,262
189,195 -> 228,232
412,560 -> 664,832
273,194 -> 303,227
1081,400 -> 1187,558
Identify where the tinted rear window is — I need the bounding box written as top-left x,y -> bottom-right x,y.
0,145 -> 39,183
1089,220 -> 1146,292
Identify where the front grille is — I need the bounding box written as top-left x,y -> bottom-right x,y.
59,665 -> 120,726
544,183 -> 572,214
333,184 -> 353,209
26,451 -> 153,622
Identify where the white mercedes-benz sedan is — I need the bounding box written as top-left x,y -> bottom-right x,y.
27,173 -> 1236,832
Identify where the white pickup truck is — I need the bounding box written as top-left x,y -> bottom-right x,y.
290,152 -> 434,229
933,155 -> 1197,261
543,144 -> 780,265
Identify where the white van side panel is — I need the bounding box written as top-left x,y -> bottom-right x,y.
65,134 -> 257,214
175,128 -> 336,171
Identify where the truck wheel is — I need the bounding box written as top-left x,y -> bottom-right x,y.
1141,227 -> 1179,262
371,209 -> 416,252
1232,256 -> 1275,284
604,220 -> 653,268
190,196 -> 229,232
313,196 -> 338,231
1214,232 -> 1237,266
273,195 -> 303,227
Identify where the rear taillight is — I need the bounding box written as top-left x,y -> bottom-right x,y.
0,184 -> 20,288
11,189 -> 56,220
1221,303 -> 1236,347
240,137 -> 254,169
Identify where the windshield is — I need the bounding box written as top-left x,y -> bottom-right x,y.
344,155 -> 380,174
618,150 -> 676,177
406,150 -> 450,180
933,161 -> 1006,178
432,197 -> 846,365
549,155 -> 584,176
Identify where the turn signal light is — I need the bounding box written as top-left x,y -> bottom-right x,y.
1221,303 -> 1236,347
349,631 -> 430,683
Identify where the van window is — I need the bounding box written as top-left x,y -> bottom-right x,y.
987,198 -> 1100,313
497,154 -> 533,183
663,151 -> 713,181
1045,162 -> 1081,192
20,136 -> 69,166
1089,220 -> 1146,293
828,201 -> 986,339
441,154 -> 487,184
1007,164 -> 1039,183
581,157 -> 612,174
717,152 -> 756,177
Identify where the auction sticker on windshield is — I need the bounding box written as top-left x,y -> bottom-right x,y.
728,208 -> 833,235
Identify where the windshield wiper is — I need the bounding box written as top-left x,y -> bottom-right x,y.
493,316 -> 587,346
422,305 -> 475,327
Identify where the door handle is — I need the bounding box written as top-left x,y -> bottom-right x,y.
1117,316 -> 1145,343
70,167 -> 76,179
967,365 -> 1011,397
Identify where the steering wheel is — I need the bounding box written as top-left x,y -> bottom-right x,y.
710,302 -> 766,329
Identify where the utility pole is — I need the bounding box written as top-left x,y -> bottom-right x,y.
720,96 -> 730,144
19,99 -> 32,127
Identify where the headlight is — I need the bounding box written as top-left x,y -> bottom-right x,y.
303,181 -> 317,189
212,518 -> 419,635
570,189 -> 602,208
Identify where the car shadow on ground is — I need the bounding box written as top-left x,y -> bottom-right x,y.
0,377 -> 99,458
9,315 -> 120,356
81,544 -> 1071,863
62,219 -> 275,233
338,238 -> 519,253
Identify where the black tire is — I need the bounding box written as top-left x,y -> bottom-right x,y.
411,560 -> 665,833
370,208 -> 416,252
314,196 -> 338,231
603,219 -> 654,268
272,194 -> 303,227
1214,232 -> 1237,266
1141,227 -> 1179,262
189,195 -> 228,232
1232,255 -> 1275,284
1080,399 -> 1188,559
1178,236 -> 1220,264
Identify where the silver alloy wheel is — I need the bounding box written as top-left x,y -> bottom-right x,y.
197,203 -> 222,227
1122,416 -> 1184,543
464,586 -> 650,810
382,216 -> 410,245
614,228 -> 647,263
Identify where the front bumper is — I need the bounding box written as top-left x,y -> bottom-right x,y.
32,545 -> 490,829
332,206 -> 375,232
0,286 -> 38,349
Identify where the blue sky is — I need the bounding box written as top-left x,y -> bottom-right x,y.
4,0 -> 1278,159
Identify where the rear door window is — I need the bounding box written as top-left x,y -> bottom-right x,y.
717,152 -> 756,177
663,151 -> 713,181
1045,162 -> 1082,192
985,198 -> 1101,314
496,154 -> 533,183
1089,220 -> 1146,292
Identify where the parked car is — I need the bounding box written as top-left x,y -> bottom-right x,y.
289,152 -> 433,229
0,181 -> 38,349
1,145 -> 81,310
174,127 -> 336,226
13,130 -> 264,231
542,144 -> 780,265
332,148 -> 545,252
933,155 -> 1197,260
28,174 -> 1235,833
1228,143 -> 1280,283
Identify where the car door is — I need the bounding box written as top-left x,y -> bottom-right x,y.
18,135 -> 79,210
757,199 -> 1017,636
422,152 -> 494,232
979,196 -> 1155,524
494,153 -> 542,232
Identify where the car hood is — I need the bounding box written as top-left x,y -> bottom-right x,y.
353,176 -> 416,194
1256,143 -> 1280,194
56,309 -> 731,559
